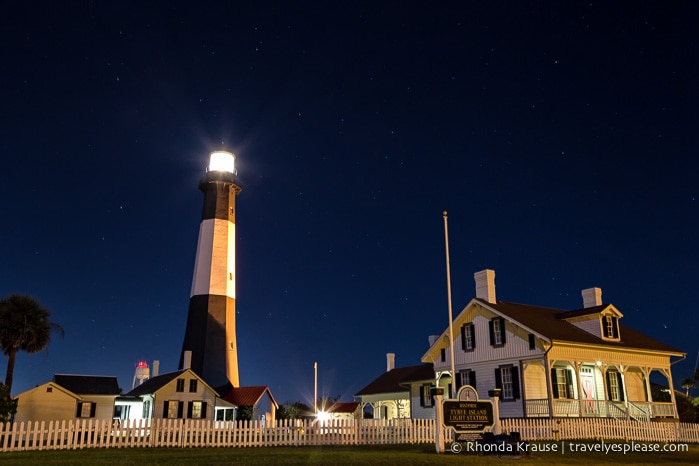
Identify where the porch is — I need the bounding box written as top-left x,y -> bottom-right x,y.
524,398 -> 677,421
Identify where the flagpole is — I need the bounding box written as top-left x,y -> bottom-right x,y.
443,211 -> 456,399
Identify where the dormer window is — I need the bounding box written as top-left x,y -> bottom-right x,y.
602,314 -> 619,339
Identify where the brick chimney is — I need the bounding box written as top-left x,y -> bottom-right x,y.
386,353 -> 395,372
475,269 -> 496,303
582,287 -> 602,308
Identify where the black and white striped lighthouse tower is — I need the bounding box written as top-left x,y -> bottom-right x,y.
180,150 -> 242,390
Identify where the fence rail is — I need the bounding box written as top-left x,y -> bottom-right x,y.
1,417 -> 698,453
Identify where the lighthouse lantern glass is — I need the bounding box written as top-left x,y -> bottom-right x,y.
208,151 -> 236,173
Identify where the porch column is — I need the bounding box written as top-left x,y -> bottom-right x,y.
660,368 -> 679,419
618,364 -> 629,420
545,357 -> 555,418
641,367 -> 654,418
573,362 -> 583,417
599,364 -> 609,416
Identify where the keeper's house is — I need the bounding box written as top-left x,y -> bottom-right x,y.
421,269 -> 684,421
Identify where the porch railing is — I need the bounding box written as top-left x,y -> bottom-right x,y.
524,399 -> 676,421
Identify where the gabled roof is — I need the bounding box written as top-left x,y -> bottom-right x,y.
125,370 -> 185,396
16,381 -> 81,400
355,364 -> 434,397
483,299 -> 681,353
53,374 -> 121,395
222,386 -> 279,409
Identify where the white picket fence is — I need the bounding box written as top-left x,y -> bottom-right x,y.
497,418 -> 699,444
0,418 -> 434,452
1,417 -> 698,453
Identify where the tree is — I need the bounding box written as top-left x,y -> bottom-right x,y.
681,378 -> 697,397
0,382 -> 17,422
0,295 -> 63,394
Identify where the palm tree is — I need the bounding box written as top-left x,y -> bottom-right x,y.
0,295 -> 64,394
680,378 -> 696,397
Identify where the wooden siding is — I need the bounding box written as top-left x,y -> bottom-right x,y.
523,361 -> 547,399
154,374 -> 218,420
569,317 -> 602,337
14,384 -> 79,424
624,369 -> 647,401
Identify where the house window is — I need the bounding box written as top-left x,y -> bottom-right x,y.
176,379 -> 185,392
603,315 -> 619,339
458,369 -> 476,390
188,401 -> 206,419
494,365 -> 520,401
189,379 -> 198,393
461,323 -> 475,351
142,400 -> 151,418
552,368 -> 574,399
77,402 -> 95,418
166,400 -> 182,419
501,368 -> 513,399
420,384 -> 433,407
528,333 -> 536,350
489,317 -> 506,347
46,387 -> 53,393
440,348 -> 446,362
607,371 -> 624,402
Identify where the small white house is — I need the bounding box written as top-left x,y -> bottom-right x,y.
355,353 -> 435,420
121,369 -> 236,422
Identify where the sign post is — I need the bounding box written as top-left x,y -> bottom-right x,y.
440,386 -> 495,444
431,387 -> 445,453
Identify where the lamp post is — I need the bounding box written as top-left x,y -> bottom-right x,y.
443,212 -> 456,398
314,362 -> 318,416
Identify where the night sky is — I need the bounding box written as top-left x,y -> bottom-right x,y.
2,2 -> 697,403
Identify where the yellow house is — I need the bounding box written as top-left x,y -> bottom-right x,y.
14,374 -> 121,423
422,270 -> 684,420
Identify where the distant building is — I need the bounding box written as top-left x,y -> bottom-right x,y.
222,386 -> 278,426
422,269 -> 685,420
355,353 -> 435,420
14,374 -> 121,424
323,402 -> 361,420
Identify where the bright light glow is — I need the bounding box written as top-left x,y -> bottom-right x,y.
208,151 -> 236,173
316,411 -> 330,421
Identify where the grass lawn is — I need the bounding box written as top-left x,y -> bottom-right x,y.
1,442 -> 698,465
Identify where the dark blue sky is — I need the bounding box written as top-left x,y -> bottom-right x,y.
1,1 -> 697,402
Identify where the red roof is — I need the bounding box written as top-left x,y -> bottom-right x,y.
222,386 -> 278,408
327,402 -> 360,414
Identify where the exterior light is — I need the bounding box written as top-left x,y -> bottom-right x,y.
208,151 -> 236,173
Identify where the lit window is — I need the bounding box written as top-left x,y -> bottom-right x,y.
555,368 -> 570,399
77,402 -> 94,418
608,371 -> 622,401
191,401 -> 203,419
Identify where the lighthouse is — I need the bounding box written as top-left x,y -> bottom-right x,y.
180,150 -> 242,390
